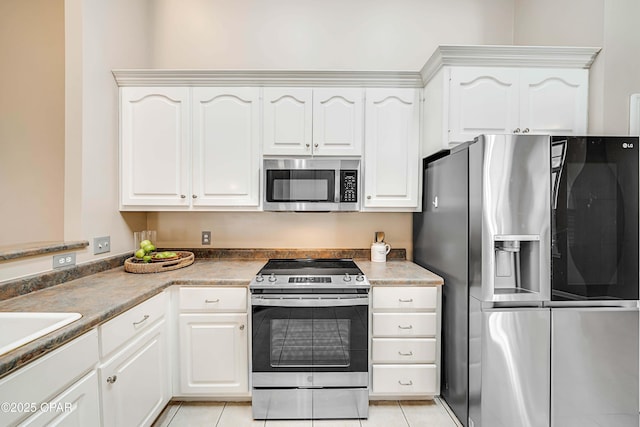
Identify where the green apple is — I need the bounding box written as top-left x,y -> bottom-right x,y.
139,239 -> 152,249
143,244 -> 156,253
135,249 -> 145,259
143,255 -> 152,263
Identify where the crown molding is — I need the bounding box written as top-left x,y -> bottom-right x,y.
112,69 -> 424,88
420,45 -> 601,84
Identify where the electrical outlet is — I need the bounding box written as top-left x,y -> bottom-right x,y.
53,253 -> 76,269
94,236 -> 111,255
202,231 -> 211,245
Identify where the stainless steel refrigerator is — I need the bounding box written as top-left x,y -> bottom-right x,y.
413,134 -> 639,427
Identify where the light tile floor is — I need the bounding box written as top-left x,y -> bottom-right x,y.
152,399 -> 463,427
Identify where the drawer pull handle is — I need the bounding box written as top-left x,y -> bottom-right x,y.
398,325 -> 413,329
240,324 -> 245,330
398,298 -> 414,303
205,298 -> 220,303
133,315 -> 149,326
398,351 -> 413,356
398,380 -> 413,386
106,375 -> 117,384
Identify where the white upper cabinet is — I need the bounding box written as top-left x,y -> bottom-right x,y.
120,87 -> 261,210
518,68 -> 588,135
363,88 -> 420,210
263,88 -> 363,156
263,88 -> 313,155
448,67 -> 520,142
421,45 -> 599,157
120,87 -> 190,208
313,88 -> 364,156
192,88 -> 260,207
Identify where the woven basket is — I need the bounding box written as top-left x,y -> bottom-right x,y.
124,251 -> 194,274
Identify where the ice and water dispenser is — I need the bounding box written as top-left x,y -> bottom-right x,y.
493,235 -> 542,296
469,134 -> 551,303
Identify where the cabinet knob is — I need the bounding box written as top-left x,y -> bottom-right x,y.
367,195 -> 371,200
522,128 -> 530,133
192,194 -> 198,199
106,375 -> 117,384
180,194 -> 186,199
513,128 -> 521,133
239,324 -> 245,330
306,144 -> 310,148
314,144 -> 318,148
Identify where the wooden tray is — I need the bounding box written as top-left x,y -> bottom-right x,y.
124,251 -> 194,274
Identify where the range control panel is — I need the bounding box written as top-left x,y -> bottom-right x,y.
340,170 -> 358,203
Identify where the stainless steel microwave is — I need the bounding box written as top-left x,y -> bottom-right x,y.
263,158 -> 360,211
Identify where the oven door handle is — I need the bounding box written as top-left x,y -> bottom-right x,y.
251,296 -> 369,307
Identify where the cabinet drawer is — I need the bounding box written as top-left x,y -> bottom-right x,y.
372,365 -> 437,395
371,338 -> 436,363
372,286 -> 437,311
100,292 -> 167,358
372,313 -> 437,337
179,287 -> 247,312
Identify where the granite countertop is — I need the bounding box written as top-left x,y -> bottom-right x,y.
0,259 -> 442,379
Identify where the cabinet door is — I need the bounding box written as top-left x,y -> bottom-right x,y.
178,313 -> 248,395
19,371 -> 100,427
100,320 -> 169,427
519,68 -> 588,135
448,67 -> 519,142
120,87 -> 190,208
313,88 -> 364,156
192,88 -> 260,207
263,88 -> 313,155
364,88 -> 420,209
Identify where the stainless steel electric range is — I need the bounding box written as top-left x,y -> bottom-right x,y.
249,258 -> 370,420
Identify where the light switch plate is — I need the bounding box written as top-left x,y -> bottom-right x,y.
94,236 -> 111,255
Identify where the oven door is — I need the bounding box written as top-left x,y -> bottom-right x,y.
251,294 -> 368,385
551,136 -> 639,301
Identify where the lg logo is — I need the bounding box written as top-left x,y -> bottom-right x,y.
623,142 -> 634,149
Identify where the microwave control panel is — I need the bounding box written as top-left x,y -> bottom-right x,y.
340,170 -> 358,203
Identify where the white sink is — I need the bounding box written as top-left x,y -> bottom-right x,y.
0,312 -> 82,356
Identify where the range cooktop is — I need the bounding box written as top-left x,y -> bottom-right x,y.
249,258 -> 369,291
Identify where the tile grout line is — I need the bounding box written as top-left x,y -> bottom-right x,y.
398,400 -> 412,427
214,401 -> 226,427
165,402 -> 182,427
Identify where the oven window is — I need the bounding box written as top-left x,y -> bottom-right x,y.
252,305 -> 368,373
266,170 -> 335,202
271,319 -> 350,368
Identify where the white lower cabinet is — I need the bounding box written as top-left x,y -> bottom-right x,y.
98,292 -> 170,427
99,319 -> 169,427
175,287 -> 249,397
0,330 -> 100,427
19,371 -> 100,427
370,286 -> 440,398
177,313 -> 248,394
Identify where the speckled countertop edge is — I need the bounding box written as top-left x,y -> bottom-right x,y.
0,259 -> 441,379
0,241 -> 89,261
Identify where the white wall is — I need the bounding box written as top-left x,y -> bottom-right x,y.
66,0 -> 153,264
150,0 -> 514,70
0,0 -> 153,283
